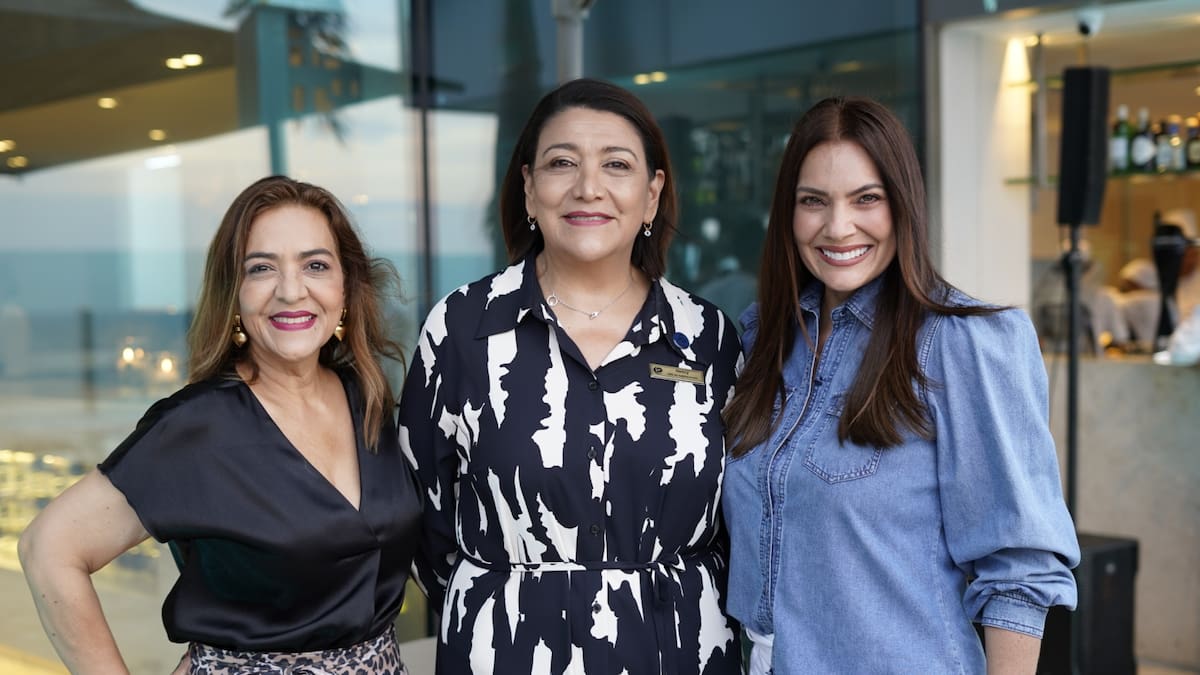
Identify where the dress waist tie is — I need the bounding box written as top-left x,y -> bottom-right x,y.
459,550 -> 715,675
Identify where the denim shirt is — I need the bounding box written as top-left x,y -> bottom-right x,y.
722,277 -> 1079,674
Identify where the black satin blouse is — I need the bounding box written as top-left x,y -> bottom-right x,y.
98,367 -> 421,652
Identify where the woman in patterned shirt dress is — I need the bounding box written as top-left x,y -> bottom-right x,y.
399,78 -> 743,675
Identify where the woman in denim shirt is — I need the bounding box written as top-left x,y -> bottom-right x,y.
722,97 -> 1080,674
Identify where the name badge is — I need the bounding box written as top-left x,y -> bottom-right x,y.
649,363 -> 706,385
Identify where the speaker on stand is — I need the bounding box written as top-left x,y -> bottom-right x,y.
1056,65 -> 1108,517
1039,66 -> 1139,675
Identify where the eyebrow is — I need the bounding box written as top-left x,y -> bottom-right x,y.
795,183 -> 885,197
541,142 -> 638,158
243,248 -> 335,263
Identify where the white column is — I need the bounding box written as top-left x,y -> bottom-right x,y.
552,0 -> 591,83
937,28 -> 1034,308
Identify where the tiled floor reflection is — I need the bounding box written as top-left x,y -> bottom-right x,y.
0,644 -> 64,675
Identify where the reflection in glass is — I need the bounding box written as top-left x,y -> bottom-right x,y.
0,1 -> 423,669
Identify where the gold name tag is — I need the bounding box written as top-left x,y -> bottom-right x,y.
649,364 -> 706,384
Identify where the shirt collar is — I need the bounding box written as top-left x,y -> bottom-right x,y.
473,253 -> 707,366
473,254 -> 551,339
646,277 -> 709,366
797,273 -> 886,330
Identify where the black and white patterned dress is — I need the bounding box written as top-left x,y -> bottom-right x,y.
399,255 -> 743,674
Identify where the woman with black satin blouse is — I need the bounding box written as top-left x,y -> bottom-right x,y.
19,176 -> 420,674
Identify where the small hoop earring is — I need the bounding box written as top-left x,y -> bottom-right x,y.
642,222 -> 653,238
528,215 -> 537,231
232,314 -> 248,348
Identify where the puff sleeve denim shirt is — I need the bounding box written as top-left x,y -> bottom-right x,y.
722,278 -> 1079,674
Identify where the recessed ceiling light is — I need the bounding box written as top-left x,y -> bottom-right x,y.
181,53 -> 203,67
7,156 -> 29,168
97,97 -> 118,109
0,139 -> 13,152
149,129 -> 167,141
166,57 -> 186,70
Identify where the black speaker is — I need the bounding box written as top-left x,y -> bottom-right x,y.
1057,67 -> 1111,226
1038,533 -> 1138,675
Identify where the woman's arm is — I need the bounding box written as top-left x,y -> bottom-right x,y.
984,626 -> 1041,675
927,309 -> 1079,646
18,469 -> 150,674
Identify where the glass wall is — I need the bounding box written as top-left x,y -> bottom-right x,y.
424,14 -> 921,323
0,1 -> 425,670
615,32 -> 921,322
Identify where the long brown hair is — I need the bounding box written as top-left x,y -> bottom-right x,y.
187,175 -> 404,449
725,97 -> 999,457
499,77 -> 677,279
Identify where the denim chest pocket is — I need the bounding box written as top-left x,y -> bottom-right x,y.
803,392 -> 884,484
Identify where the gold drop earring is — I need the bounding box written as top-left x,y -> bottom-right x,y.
232,314 -> 248,348
333,309 -> 346,341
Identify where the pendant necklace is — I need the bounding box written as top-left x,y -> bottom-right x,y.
547,272 -> 635,320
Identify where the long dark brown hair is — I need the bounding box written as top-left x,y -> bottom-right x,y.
725,97 -> 999,457
498,77 -> 677,279
187,175 -> 404,449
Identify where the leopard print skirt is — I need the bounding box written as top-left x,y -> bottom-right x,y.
187,625 -> 407,674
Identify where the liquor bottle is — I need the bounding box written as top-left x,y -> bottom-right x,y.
1154,119 -> 1172,173
1109,104 -> 1132,173
1129,107 -> 1156,172
1186,116 -> 1200,169
1167,116 -> 1186,171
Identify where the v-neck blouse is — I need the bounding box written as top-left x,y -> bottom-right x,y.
99,367 -> 422,652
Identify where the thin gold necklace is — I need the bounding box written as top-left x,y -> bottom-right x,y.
546,272 -> 635,320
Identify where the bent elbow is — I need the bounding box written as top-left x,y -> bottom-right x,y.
17,519 -> 40,574
18,512 -> 58,578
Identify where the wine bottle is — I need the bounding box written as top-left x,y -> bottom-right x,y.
1129,107 -> 1156,172
1109,104 -> 1132,173
1186,116 -> 1200,169
1155,119 -> 1172,173
1167,116 -> 1186,171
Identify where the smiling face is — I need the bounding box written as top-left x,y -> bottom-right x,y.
793,140 -> 897,309
522,107 -> 665,268
238,204 -> 345,370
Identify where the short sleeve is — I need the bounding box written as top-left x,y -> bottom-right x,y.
98,381 -> 237,542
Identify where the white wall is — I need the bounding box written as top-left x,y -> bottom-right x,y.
936,28 -> 1034,308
